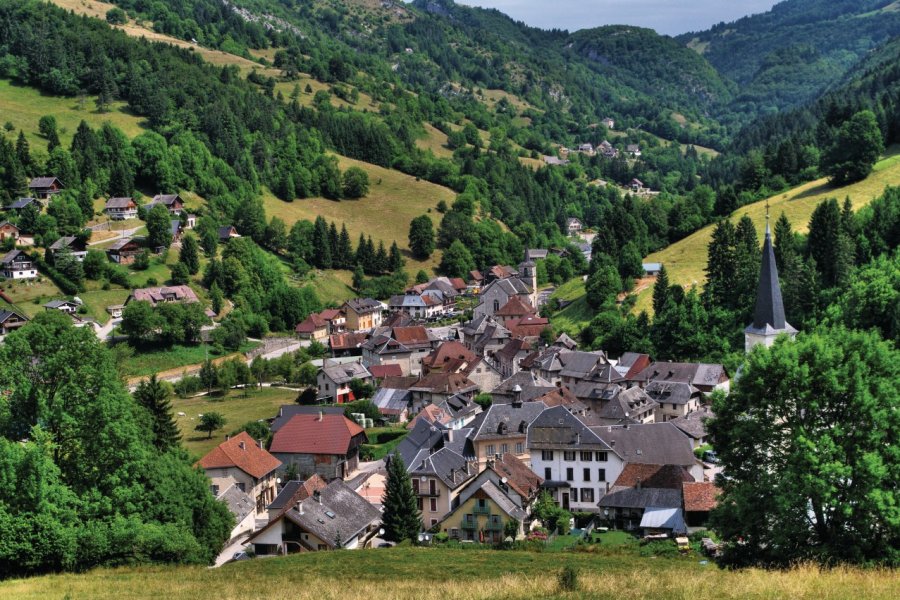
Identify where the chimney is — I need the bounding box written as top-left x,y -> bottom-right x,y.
297,500 -> 304,515
449,468 -> 456,482
318,410 -> 324,422
225,434 -> 231,441
446,429 -> 454,443
636,478 -> 642,490
314,490 -> 321,504
259,439 -> 264,450
575,433 -> 580,445
238,441 -> 245,450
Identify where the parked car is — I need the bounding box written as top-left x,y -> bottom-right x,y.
702,450 -> 719,464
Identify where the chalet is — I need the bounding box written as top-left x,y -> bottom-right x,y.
1,249 -> 37,280
217,225 -> 240,242
146,194 -> 184,214
248,479 -> 380,553
197,432 -> 282,537
0,221 -> 20,242
0,309 -> 28,336
128,285 -> 200,307
269,412 -> 368,480
439,479 -> 526,543
629,178 -> 645,193
525,248 -> 549,261
626,144 -> 642,157
43,299 -> 79,314
106,238 -> 143,265
103,197 -> 138,220
566,217 -> 583,236
317,360 -> 373,403
577,143 -> 594,153
5,197 -> 38,212
27,177 -> 63,200
49,236 -> 88,261
598,141 -> 618,158
106,304 -> 125,319
342,298 -> 383,331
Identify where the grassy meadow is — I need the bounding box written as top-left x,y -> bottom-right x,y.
548,278 -> 593,335
261,154 -> 456,275
2,546 -> 897,600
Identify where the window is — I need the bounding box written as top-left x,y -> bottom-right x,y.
430,498 -> 437,512
478,498 -> 487,509
583,468 -> 591,481
429,479 -> 437,495
417,497 -> 423,510
325,383 -> 330,391
571,489 -> 578,502
210,484 -> 219,496
541,450 -> 554,461
581,488 -> 595,503
515,443 -> 523,454
451,528 -> 459,538
563,451 -> 576,461
580,451 -> 593,462
566,468 -> 574,481
431,518 -> 438,527
598,468 -> 606,482
236,482 -> 246,492
595,452 -> 608,462
486,444 -> 495,456
493,300 -> 500,312
544,467 -> 552,480
413,479 -> 420,494
501,443 -> 508,454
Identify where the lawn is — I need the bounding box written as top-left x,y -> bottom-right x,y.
548,278 -> 593,335
302,269 -> 357,306
634,147 -> 900,313
3,546 -> 896,600
260,155 -> 456,275
118,340 -> 259,378
173,386 -> 300,459
415,123 -> 455,159
0,78 -> 145,150
361,426 -> 409,460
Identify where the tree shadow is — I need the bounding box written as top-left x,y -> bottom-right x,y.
788,181 -> 836,201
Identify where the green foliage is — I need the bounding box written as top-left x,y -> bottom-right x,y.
343,400 -> 380,422
133,374 -> 181,451
474,393 -> 493,411
105,7 -> 126,26
823,111 -> 884,185
195,412 -> 226,439
179,235 -> 201,275
557,565 -> 579,592
341,166 -> 369,199
145,204 -> 173,250
408,214 -> 435,260
382,454 -> 421,543
439,239 -> 475,279
709,327 -> 900,567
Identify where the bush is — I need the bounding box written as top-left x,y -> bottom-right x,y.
639,540 -> 680,558
105,7 -> 126,25
557,565 -> 578,592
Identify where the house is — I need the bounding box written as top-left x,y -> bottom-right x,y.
408,372 -> 479,408
597,463 -> 693,535
477,453 -> 544,513
264,475 -> 328,520
27,177 -> 63,200
590,422 -> 703,481
316,359 -> 373,403
395,421 -> 477,526
525,248 -> 548,262
146,194 -> 184,214
438,479 -> 526,543
474,277 -> 535,319
494,338 -> 533,379
528,405 -> 620,512
489,370 -> 557,405
106,304 -> 125,319
422,341 -> 477,375
388,292 -> 443,320
1,250 -> 37,280
269,405 -> 346,433
328,331 -> 369,357
465,399 -> 546,467
361,325 -> 437,376
128,285 -> 200,307
593,387 -> 658,426
577,143 -> 594,154
613,352 -> 652,379
682,481 -> 720,529
372,383 -> 414,423
642,262 -> 662,277
542,155 -> 569,166
269,412 -> 368,480
295,312 -> 330,342
629,178 -> 645,193
494,296 -> 535,327
103,197 -> 138,220
626,144 -> 641,157
0,221 -> 20,242
468,270 -> 484,292
566,218 -> 583,236
571,364 -> 625,410
460,315 -> 512,358
342,298 -> 383,331
506,314 -> 550,339
106,238 -> 143,265
197,432 -> 282,536
0,309 -> 28,336
248,479 -> 380,553
217,225 -> 240,242
49,236 -> 88,262
601,117 -> 615,130
43,299 -> 79,314
645,381 -> 703,422
598,141 -> 618,158
629,361 -> 730,395
5,197 -> 38,212
670,405 -> 714,449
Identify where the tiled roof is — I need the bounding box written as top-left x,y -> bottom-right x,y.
507,315 -> 549,338
344,298 -> 382,314
495,296 -> 535,317
670,406 -> 714,440
392,325 -> 432,345
197,432 -> 282,479
269,413 -> 366,456
369,364 -> 403,379
105,197 -> 135,209
270,405 -> 345,433
490,453 -> 543,500
130,285 -> 199,305
612,463 -> 694,489
645,381 -> 700,405
267,474 -> 328,513
329,331 -> 369,350
682,481 -> 720,512
218,484 -> 255,524
422,341 -> 476,372
409,372 -> 478,395
321,361 -> 371,385
295,312 -> 328,334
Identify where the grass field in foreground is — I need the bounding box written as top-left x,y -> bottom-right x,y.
261,155 -> 456,275
632,148 -> 900,313
173,386 -> 299,459
2,546 -> 896,600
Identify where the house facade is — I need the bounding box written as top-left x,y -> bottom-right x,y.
106,238 -> 143,265
343,298 -> 383,331
0,221 -> 20,242
49,236 -> 88,262
316,360 -> 373,403
146,194 -> 184,214
438,480 -> 526,543
28,177 -> 63,200
104,197 -> 138,220
1,250 -> 37,279
269,412 -> 368,480
0,309 -> 29,336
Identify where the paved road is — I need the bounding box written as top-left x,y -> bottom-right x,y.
87,226 -> 143,245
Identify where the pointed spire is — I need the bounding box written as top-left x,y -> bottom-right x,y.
750,222 -> 787,331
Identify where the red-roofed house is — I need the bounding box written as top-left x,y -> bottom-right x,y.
682,481 -> 720,529
295,312 -> 329,342
197,431 -> 282,518
369,364 -> 403,380
507,314 -> 550,339
269,413 -> 369,480
494,296 -> 535,326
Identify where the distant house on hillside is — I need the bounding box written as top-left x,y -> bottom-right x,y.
0,221 -> 20,243
217,225 -> 240,242
1,249 -> 37,280
49,236 -> 88,262
127,285 -> 200,307
642,262 -> 662,276
146,194 -> 184,215
5,197 -> 38,212
0,309 -> 28,336
106,238 -> 143,265
27,177 -> 63,200
566,217 -> 583,236
601,117 -> 615,130
626,144 -> 642,157
104,197 -> 138,220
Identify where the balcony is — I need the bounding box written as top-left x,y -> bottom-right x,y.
473,505 -> 491,516
461,519 -> 477,530
415,487 -> 441,497
484,521 -> 504,532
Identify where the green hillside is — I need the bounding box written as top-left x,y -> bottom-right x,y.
2,546 -> 896,600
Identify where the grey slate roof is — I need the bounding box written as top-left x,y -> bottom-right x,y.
321,361 -> 371,385
6,198 -> 36,210
105,197 -> 134,209
747,221 -> 797,336
218,484 -> 255,524
395,418 -> 446,467
558,351 -> 608,380
596,387 -> 657,423
527,405 -> 611,449
345,298 -> 382,314
469,401 -> 546,442
598,487 -> 682,510
644,381 -> 700,406
0,309 -> 27,324
490,371 -> 556,403
670,406 -> 714,441
457,479 -> 526,521
371,387 -> 412,414
408,446 -> 475,490
29,177 -> 61,189
591,423 -> 698,466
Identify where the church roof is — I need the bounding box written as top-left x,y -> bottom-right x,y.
746,220 -> 796,336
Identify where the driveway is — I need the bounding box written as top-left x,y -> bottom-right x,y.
213,532 -> 252,568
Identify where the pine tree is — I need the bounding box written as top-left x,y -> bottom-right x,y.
388,241 -> 404,273
381,454 -> 421,543
328,222 -> 340,266
355,233 -> 370,270
133,374 -> 181,451
408,215 -> 435,260
652,264 -> 670,315
338,224 -> 353,269
808,199 -> 852,288
312,216 -> 332,269
210,282 -> 224,315
179,234 -> 201,275
15,130 -> 30,173
704,220 -> 738,310
374,240 -> 388,274
734,215 -> 760,316
773,212 -> 794,270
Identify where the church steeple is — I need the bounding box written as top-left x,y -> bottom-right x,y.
744,210 -> 797,352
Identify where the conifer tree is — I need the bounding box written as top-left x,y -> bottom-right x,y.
179,234 -> 200,275
382,454 -> 421,543
389,241 -> 404,273
734,215 -> 760,316
703,220 -> 738,310
772,212 -> 794,270
375,240 -> 389,274
15,130 -> 30,173
328,222 -> 340,266
312,216 -> 332,269
355,233 -> 370,270
652,264 -> 670,316
338,224 -> 353,269
133,374 -> 181,451
210,282 -> 224,315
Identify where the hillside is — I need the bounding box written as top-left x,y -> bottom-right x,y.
680,0 -> 900,125
2,546 -> 897,600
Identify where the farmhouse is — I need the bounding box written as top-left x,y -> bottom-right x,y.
269,412 -> 368,480
106,238 -> 143,265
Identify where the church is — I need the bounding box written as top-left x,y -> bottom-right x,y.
744,215 -> 798,352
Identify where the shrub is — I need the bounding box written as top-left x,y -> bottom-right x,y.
639,540 -> 680,558
557,565 -> 578,592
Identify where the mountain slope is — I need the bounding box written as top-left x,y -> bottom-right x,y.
680,0 -> 900,122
